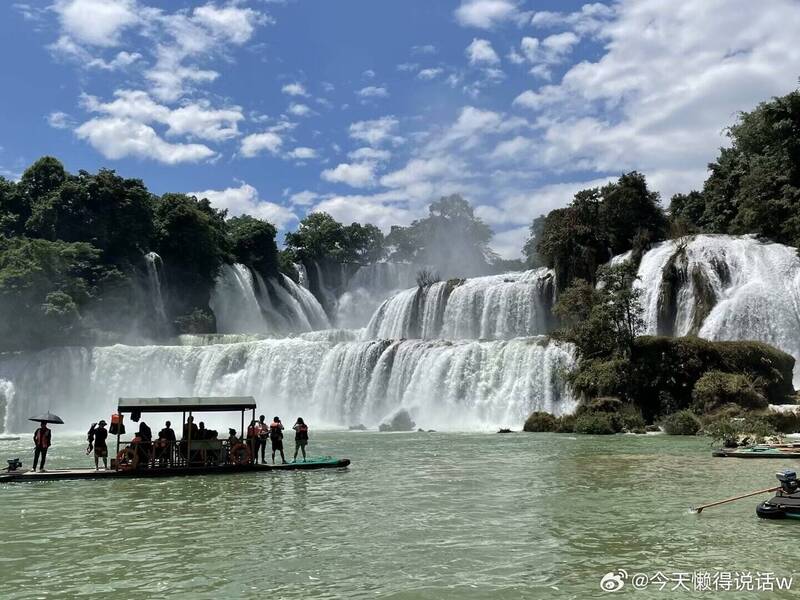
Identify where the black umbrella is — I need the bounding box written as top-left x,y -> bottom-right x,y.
28,412 -> 64,425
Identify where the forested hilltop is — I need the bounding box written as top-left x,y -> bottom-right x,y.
1,88 -> 799,356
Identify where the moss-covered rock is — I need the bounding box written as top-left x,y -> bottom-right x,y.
692,370 -> 768,413
662,410 -> 702,435
523,411 -> 558,432
555,414 -> 576,433
574,411 -> 618,435
379,410 -> 416,432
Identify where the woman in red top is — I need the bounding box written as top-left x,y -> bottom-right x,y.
33,422 -> 51,472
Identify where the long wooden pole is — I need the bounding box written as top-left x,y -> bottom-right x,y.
692,486 -> 781,513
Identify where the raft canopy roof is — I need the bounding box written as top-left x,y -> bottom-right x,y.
117,396 -> 257,413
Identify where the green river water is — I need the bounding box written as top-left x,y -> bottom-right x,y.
1,432 -> 797,599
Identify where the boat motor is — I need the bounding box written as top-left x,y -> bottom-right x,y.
6,458 -> 22,472
776,469 -> 799,494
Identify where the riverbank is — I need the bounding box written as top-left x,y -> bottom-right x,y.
1,432 -> 797,599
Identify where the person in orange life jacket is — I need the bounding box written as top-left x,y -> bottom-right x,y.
94,420 -> 109,471
292,417 -> 309,462
269,416 -> 286,464
247,419 -> 259,463
256,414 -> 269,464
33,421 -> 51,472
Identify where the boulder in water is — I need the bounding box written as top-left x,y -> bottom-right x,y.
348,424 -> 367,431
379,410 -> 415,432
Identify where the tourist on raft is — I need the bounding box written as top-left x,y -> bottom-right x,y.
269,416 -> 286,464
32,421 -> 51,472
94,420 -> 109,470
247,419 -> 260,461
293,418 -> 309,462
257,414 -> 269,464
156,421 -> 176,466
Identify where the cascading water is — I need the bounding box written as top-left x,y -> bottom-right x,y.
632,234 -> 800,383
279,274 -> 330,330
0,379 -> 15,433
364,269 -> 555,341
336,262 -> 421,329
144,252 -> 169,332
294,263 -> 310,289
210,264 -> 272,334
0,336 -> 574,432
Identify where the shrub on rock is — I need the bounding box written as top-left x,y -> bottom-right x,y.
662,410 -> 702,435
523,411 -> 558,432
574,411 -> 618,435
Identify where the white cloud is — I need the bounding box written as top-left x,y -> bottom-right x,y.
530,3 -> 615,35
289,190 -> 319,206
356,86 -> 389,98
411,44 -> 437,55
362,69 -> 376,78
75,117 -> 215,164
281,82 -> 308,96
312,193 -> 415,231
287,102 -> 312,117
349,116 -> 403,146
512,33 -> 580,78
397,62 -> 419,72
87,50 -> 141,70
489,226 -> 530,260
46,111 -> 73,129
287,147 -> 317,160
466,38 -> 500,65
81,90 -> 243,142
53,0 -> 138,47
321,162 -> 377,188
348,147 -> 391,162
240,131 -> 283,157
417,67 -> 444,80
193,182 -> 297,228
454,0 -> 525,29
192,3 -> 261,44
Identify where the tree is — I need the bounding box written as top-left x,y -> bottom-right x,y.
553,261 -> 644,360
386,194 -> 494,276
227,215 -> 279,277
284,212 -> 348,263
154,193 -> 229,316
529,172 -> 667,290
522,215 -> 546,268
342,222 -> 385,263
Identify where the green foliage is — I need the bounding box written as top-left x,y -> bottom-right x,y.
285,212 -> 385,265
692,371 -> 768,413
227,215 -> 279,277
0,235 -> 102,349
670,88 -> 800,246
530,172 -> 667,289
703,414 -> 777,446
662,410 -> 702,435
154,193 -> 229,314
523,411 -> 558,432
173,308 -> 216,334
574,411 -> 618,435
553,261 -> 644,359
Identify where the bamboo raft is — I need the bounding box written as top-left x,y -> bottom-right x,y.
0,457 -> 350,483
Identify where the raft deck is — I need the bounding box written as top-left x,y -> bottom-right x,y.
713,447 -> 800,459
0,457 -> 350,483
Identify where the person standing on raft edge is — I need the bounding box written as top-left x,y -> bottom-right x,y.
33,421 -> 51,472
94,420 -> 109,470
293,418 -> 309,462
257,414 -> 269,464
269,416 -> 286,464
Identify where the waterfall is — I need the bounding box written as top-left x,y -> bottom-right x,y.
632,234 -> 800,384
294,262 -> 310,288
0,336 -> 575,432
279,274 -> 330,330
144,252 -> 168,330
336,262 -> 420,329
210,264 -> 271,334
0,379 -> 14,434
364,269 -> 556,341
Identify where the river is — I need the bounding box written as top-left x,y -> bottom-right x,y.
0,432 -> 797,599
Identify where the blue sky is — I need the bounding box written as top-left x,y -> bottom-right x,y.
2,0 -> 800,258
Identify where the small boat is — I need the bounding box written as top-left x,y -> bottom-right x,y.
757,470 -> 800,519
713,444 -> 800,458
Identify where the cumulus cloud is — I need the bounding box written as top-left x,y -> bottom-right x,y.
348,147 -> 391,162
349,116 -> 403,146
466,38 -> 500,65
321,162 -> 377,188
454,0 -> 525,29
289,190 -> 319,206
356,86 -> 389,98
193,182 -> 297,228
287,147 -> 317,160
312,193 -> 416,231
418,68 -> 444,80
287,102 -> 312,117
240,131 -> 283,157
87,50 -> 141,70
75,117 -> 215,164
281,82 -> 308,96
46,111 -> 73,129
53,0 -> 138,47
